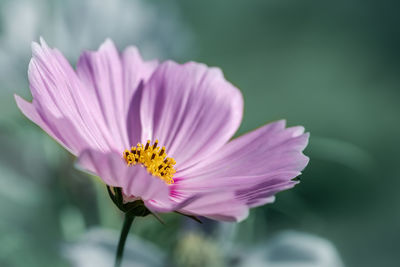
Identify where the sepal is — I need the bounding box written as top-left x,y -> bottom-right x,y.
107,186 -> 151,217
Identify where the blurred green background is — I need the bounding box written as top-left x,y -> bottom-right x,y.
0,0 -> 399,266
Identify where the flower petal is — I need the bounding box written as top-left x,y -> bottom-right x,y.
15,94 -> 86,154
175,120 -> 309,209
16,38 -> 118,154
17,38 -> 158,155
140,61 -> 243,170
77,149 -> 173,212
122,46 -> 158,113
177,191 -> 250,222
179,120 -> 309,178
76,39 -> 129,150
122,47 -> 158,145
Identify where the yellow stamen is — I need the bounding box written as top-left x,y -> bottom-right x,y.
123,140 -> 176,184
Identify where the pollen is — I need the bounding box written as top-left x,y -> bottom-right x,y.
123,140 -> 176,184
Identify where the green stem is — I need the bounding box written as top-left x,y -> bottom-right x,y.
114,214 -> 135,267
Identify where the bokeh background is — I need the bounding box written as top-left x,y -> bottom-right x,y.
0,0 -> 399,266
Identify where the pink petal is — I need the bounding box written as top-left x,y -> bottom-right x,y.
16,38 -> 158,156
122,47 -> 158,145
140,61 -> 243,170
175,171 -> 301,193
76,39 -> 129,150
77,149 -> 173,212
15,94 -> 85,154
174,120 -> 309,210
16,38 -> 118,154
236,180 -> 297,208
122,46 -> 158,114
76,41 -> 159,150
179,120 -> 309,178
177,191 -> 250,222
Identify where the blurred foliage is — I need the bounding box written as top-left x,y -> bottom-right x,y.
172,232 -> 224,267
1,0 -> 399,266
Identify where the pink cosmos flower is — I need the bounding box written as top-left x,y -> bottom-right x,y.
15,38 -> 309,222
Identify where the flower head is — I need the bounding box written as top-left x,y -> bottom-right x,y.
15,38 -> 309,222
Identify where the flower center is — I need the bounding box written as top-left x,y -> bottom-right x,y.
123,140 -> 176,184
